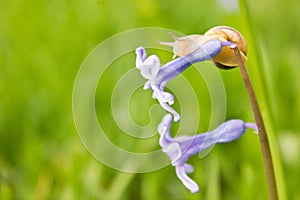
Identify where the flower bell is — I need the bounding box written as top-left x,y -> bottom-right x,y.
158,114 -> 257,193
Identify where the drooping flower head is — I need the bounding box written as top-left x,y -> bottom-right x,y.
135,27 -> 256,194
136,40 -> 225,121
135,33 -> 242,121
158,114 -> 257,193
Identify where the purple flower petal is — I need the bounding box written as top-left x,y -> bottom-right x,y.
175,165 -> 199,193
139,55 -> 160,79
183,163 -> 194,174
135,47 -> 146,69
163,142 -> 182,165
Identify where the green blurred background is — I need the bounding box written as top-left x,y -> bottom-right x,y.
1,0 -> 299,199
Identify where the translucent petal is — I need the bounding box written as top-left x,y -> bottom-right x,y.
163,143 -> 182,165
139,55 -> 160,79
175,165 -> 199,193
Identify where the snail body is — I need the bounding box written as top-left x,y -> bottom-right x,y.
157,33 -> 216,59
157,26 -> 247,69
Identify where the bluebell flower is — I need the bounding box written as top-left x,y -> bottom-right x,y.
158,114 -> 257,193
134,28 -> 254,194
135,39 -> 229,122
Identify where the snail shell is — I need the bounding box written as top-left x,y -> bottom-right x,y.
204,26 -> 247,69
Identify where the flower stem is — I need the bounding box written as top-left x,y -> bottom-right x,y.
233,46 -> 278,200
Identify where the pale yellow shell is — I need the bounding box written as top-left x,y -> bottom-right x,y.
157,26 -> 248,69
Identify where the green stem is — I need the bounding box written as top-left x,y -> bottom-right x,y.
233,46 -> 278,200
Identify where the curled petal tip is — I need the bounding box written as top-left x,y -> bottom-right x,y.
183,164 -> 194,174
173,114 -> 180,122
168,99 -> 174,105
191,187 -> 199,194
135,47 -> 146,58
135,47 -> 147,70
175,166 -> 199,194
138,55 -> 160,80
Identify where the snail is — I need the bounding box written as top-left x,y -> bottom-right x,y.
157,26 -> 247,69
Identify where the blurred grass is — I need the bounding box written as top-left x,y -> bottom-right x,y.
1,0 -> 299,199
239,0 -> 287,198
